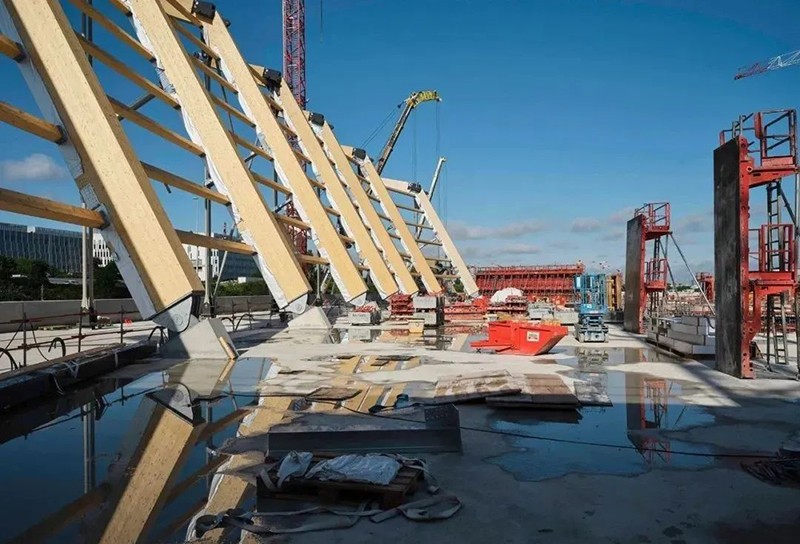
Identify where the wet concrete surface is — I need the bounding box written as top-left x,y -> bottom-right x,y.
0,323 -> 798,543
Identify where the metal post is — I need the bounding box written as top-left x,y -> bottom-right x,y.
794,172 -> 800,376
202,55 -> 213,317
82,404 -> 96,492
80,3 -> 95,330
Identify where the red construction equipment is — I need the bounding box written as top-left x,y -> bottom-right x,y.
471,321 -> 569,355
624,203 -> 671,334
388,294 -> 414,317
695,272 -> 715,302
716,110 -> 798,378
474,264 -> 584,303
444,297 -> 488,321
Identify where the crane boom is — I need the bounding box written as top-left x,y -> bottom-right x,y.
375,90 -> 441,175
734,48 -> 800,80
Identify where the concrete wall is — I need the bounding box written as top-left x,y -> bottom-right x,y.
623,216 -> 644,333
714,138 -> 744,377
0,295 -> 273,332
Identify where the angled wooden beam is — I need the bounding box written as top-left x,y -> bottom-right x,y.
2,0 -> 202,323
344,148 -> 442,293
65,0 -> 153,61
109,97 -> 202,155
175,230 -> 254,255
203,12 -> 368,304
0,99 -> 64,142
277,98 -> 398,299
0,33 -> 24,60
126,0 -> 311,310
316,120 -> 418,295
0,188 -> 104,228
141,162 -> 230,205
382,178 -> 478,295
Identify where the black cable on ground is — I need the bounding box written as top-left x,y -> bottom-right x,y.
220,391 -> 775,460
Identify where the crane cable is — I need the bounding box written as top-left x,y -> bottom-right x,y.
360,106 -> 399,150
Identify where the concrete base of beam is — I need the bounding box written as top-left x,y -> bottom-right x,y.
288,306 -> 331,330
160,317 -> 237,360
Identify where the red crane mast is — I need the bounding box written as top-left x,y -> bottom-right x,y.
282,0 -> 306,108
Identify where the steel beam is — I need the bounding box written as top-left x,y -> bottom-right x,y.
202,13 -> 368,304
125,0 -> 311,311
2,0 -> 203,328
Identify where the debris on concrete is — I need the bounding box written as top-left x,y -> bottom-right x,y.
305,387 -> 363,401
486,374 -> 580,409
427,370 -> 521,404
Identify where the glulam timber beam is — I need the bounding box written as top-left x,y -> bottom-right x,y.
202,11 -> 368,304
2,0 -> 202,321
344,147 -> 442,293
0,33 -> 24,60
385,178 -> 479,296
0,100 -> 64,142
279,94 -> 399,299
175,231 -> 254,254
0,188 -> 104,228
316,121 -> 418,295
142,162 -> 230,205
125,0 -> 310,310
65,0 -> 154,61
109,97 -> 203,155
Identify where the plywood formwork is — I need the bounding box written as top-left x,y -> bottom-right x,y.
344,148 -> 442,294
0,0 -> 203,329
315,120 -> 419,295
123,0 -> 313,311
199,11 -> 368,304
382,177 -> 479,296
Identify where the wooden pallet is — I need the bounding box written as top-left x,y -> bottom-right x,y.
259,453 -> 423,508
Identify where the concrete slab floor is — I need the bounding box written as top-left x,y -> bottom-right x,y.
1,321 -> 798,543
217,323 -> 800,544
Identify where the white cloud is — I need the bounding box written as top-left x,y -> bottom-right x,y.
570,218 -> 603,232
447,219 -> 547,240
608,206 -> 637,223
499,243 -> 542,255
0,153 -> 67,182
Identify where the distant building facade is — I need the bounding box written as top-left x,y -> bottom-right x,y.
0,222 -> 83,273
0,222 -> 259,282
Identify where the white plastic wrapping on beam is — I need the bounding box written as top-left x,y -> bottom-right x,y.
206,42 -> 363,305
354,157 -> 418,265
0,3 -> 163,320
125,4 -> 306,313
310,122 -> 405,284
284,119 -> 391,300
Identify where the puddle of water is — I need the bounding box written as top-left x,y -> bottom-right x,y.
0,355 -> 273,543
486,367 -> 717,481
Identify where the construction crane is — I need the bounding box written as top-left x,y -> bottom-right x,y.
734,48 -> 800,80
375,90 -> 441,175
282,0 -> 306,107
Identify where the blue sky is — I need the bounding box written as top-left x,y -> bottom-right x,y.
2,0 -> 800,278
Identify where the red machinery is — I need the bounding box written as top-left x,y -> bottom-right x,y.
471,321 -> 569,355
696,272 -> 715,302
624,203 -> 671,334
444,296 -> 488,321
474,263 -> 584,303
388,294 -> 414,317
716,110 -> 798,378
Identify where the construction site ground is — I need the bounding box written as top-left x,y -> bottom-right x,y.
1,321 -> 799,543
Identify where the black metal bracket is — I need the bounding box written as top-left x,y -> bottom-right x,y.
191,1 -> 217,21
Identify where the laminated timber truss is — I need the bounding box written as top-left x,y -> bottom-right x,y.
381,176 -> 480,297
0,0 -> 476,332
715,109 -> 799,378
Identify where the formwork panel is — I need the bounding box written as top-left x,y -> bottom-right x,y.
623,216 -> 644,333
713,138 -> 745,377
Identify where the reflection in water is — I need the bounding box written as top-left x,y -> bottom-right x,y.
487,348 -> 716,481
0,356 -> 275,543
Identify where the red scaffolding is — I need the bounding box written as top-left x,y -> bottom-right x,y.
624,203 -> 672,333
716,110 -> 798,378
474,263 -> 585,305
